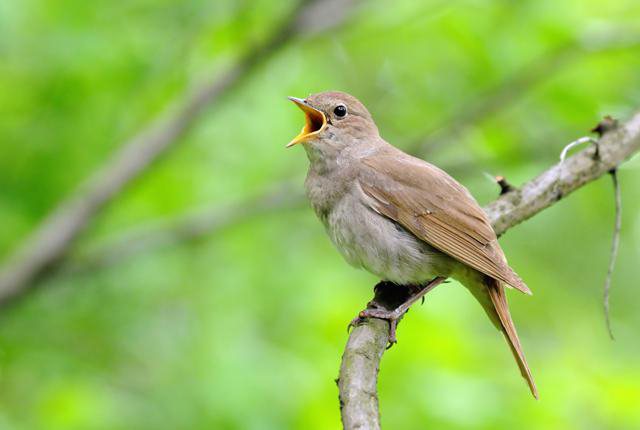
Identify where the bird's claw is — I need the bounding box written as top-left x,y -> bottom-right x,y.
347,315 -> 365,333
356,308 -> 403,348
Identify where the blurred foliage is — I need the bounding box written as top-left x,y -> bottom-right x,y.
1,0 -> 640,428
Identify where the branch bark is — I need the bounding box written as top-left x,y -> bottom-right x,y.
338,111 -> 640,430
0,0 -> 358,305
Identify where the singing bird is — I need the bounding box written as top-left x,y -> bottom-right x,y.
287,91 -> 537,398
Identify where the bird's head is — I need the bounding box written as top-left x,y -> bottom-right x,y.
287,92 -> 379,161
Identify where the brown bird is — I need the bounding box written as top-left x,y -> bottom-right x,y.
287,91 -> 537,398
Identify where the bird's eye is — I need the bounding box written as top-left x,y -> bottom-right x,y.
333,105 -> 347,118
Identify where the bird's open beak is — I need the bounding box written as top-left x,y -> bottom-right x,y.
287,97 -> 327,148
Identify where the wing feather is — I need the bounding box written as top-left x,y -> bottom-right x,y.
360,152 -> 530,294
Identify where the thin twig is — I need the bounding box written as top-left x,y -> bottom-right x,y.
603,168 -> 622,340
559,136 -> 599,163
557,131 -> 624,338
484,173 -> 516,195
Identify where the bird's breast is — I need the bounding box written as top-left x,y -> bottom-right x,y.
317,184 -> 456,284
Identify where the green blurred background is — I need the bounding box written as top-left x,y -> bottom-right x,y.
1,0 -> 640,428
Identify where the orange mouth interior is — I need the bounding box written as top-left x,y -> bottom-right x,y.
287,98 -> 327,147
303,108 -> 325,135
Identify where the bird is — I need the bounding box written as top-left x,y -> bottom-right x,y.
286,91 -> 537,399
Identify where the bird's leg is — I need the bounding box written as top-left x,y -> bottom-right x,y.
350,277 -> 446,347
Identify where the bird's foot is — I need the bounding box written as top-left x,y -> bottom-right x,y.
347,315 -> 361,333
346,300 -> 403,346
347,277 -> 447,348
357,307 -> 405,348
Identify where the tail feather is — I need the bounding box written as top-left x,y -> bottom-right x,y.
463,273 -> 538,398
484,277 -> 538,399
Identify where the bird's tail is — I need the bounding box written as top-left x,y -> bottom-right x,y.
475,277 -> 538,399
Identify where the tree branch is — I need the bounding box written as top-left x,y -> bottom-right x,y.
338,111 -> 640,430
0,0 -> 358,305
603,168 -> 621,340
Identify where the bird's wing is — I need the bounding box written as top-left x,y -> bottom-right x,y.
359,152 -> 530,294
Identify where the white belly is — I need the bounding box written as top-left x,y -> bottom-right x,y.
324,196 -> 456,285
